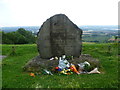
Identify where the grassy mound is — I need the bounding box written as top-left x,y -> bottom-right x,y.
1,43 -> 119,88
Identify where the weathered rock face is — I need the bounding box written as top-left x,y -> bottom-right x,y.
37,14 -> 82,59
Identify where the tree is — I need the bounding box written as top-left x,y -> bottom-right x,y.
2,31 -> 14,44
2,28 -> 36,44
17,28 -> 36,44
14,32 -> 28,44
17,28 -> 27,36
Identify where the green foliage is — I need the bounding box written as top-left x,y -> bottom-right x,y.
2,32 -> 13,44
2,28 -> 36,44
1,43 -> 119,88
17,28 -> 27,36
84,64 -> 91,71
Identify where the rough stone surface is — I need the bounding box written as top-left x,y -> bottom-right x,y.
37,14 -> 82,59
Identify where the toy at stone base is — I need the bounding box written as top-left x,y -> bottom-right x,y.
70,63 -> 80,74
55,66 -> 72,75
55,67 -> 59,70
69,66 -> 74,71
60,69 -> 73,75
88,68 -> 100,74
57,68 -> 62,71
55,67 -> 62,72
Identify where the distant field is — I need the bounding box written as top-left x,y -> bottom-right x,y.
1,25 -> 118,43
1,43 -> 119,88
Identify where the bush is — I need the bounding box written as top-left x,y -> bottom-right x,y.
2,28 -> 36,44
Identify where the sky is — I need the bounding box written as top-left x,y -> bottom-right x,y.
0,0 -> 119,27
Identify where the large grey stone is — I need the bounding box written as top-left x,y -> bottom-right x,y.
37,14 -> 82,59
24,14 -> 100,72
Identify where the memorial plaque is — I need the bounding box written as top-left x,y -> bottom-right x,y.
37,14 -> 82,59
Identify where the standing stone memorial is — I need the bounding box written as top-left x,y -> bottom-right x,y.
37,14 -> 82,59
24,14 -> 99,72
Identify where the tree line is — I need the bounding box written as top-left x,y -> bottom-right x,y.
2,28 -> 36,44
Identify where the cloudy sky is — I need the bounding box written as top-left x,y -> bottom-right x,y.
0,0 -> 119,27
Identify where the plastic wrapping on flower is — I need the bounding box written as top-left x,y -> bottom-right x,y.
58,57 -> 70,69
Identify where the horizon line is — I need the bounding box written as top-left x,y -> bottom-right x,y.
1,25 -> 118,27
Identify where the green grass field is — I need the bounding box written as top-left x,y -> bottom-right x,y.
1,43 -> 119,88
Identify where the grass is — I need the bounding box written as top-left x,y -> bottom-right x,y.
1,43 -> 119,88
